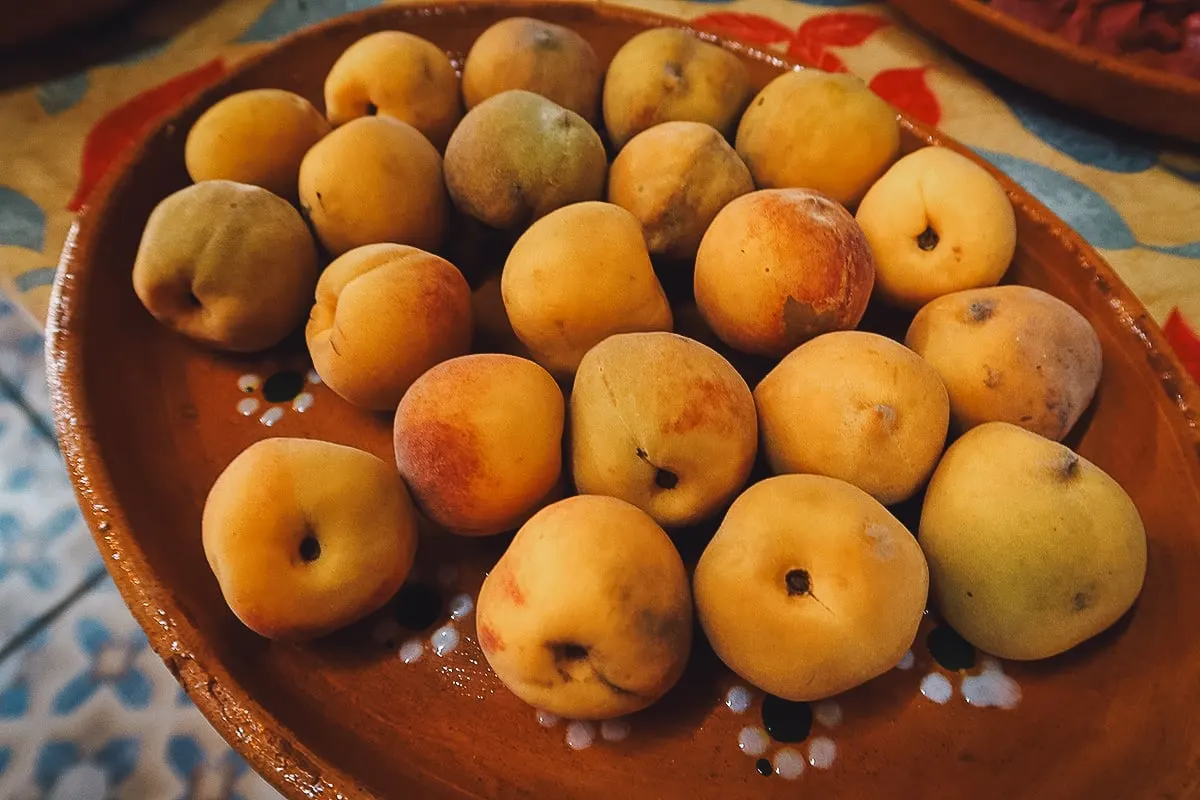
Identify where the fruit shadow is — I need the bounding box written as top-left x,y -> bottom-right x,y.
626,623 -> 729,745
312,521 -> 512,670
1003,601 -> 1139,680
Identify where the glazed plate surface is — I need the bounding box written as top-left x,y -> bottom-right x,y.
46,3 -> 1200,798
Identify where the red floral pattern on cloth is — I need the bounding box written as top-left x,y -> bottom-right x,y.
693,11 -> 942,125
1164,309 -> 1200,384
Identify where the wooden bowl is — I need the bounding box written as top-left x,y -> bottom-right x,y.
887,0 -> 1200,143
46,3 -> 1200,798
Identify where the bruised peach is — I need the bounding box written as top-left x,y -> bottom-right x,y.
694,188 -> 875,357
608,121 -> 753,259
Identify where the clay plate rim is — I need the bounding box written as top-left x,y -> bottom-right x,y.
43,2 -> 1200,798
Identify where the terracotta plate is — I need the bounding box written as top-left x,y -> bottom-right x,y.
46,3 -> 1200,798
887,0 -> 1200,143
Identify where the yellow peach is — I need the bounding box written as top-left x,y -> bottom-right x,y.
185,89 -> 331,199
736,70 -> 900,206
462,17 -> 601,123
203,438 -> 417,642
324,31 -> 461,149
477,495 -> 692,718
501,202 -> 673,375
603,27 -> 752,149
298,116 -> 446,255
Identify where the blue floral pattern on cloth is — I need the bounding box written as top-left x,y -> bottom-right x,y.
979,73 -> 1158,173
0,508 -> 80,592
168,735 -> 253,800
51,619 -> 152,715
35,74 -> 91,116
34,738 -> 139,797
238,0 -> 383,42
0,300 -> 281,799
976,149 -> 1200,256
0,187 -> 45,252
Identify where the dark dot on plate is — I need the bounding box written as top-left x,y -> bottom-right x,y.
756,758 -> 772,776
365,101 -> 378,115
928,625 -> 976,671
394,582 -> 443,631
299,536 -> 320,562
761,694 -> 812,743
262,371 -> 305,403
655,468 -> 678,490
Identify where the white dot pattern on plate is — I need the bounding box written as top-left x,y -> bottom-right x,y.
398,638 -> 424,664
292,392 -> 314,412
725,685 -> 752,714
307,369 -> 322,384
896,650 -> 915,670
431,624 -> 459,656
449,593 -> 474,620
537,710 -> 560,728
259,406 -> 284,427
921,672 -> 953,704
565,721 -> 595,751
808,736 -> 836,769
238,373 -> 261,392
600,719 -> 630,742
962,657 -> 1022,709
236,397 -> 259,416
737,726 -> 769,757
813,700 -> 842,728
773,747 -> 806,780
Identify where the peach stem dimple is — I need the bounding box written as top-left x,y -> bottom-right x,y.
785,569 -> 810,596
299,535 -> 321,562
917,225 -> 939,251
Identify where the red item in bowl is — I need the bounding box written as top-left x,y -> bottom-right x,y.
988,0 -> 1200,78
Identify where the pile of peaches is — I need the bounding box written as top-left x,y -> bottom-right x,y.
132,17 -> 1148,720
